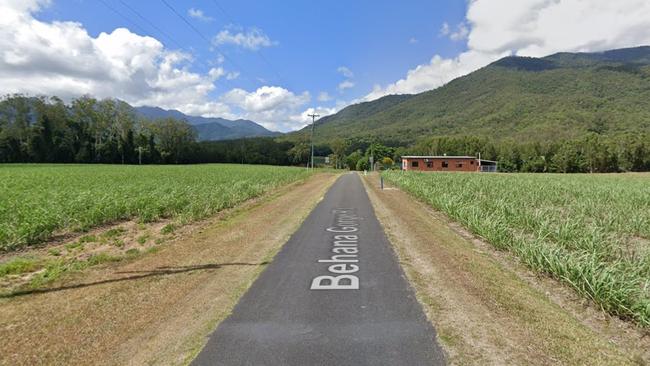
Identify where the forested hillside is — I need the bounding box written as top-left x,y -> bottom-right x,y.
292,46 -> 650,145
3,46 -> 650,173
134,106 -> 279,141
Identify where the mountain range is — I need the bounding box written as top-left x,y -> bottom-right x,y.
134,106 -> 280,141
287,46 -> 650,145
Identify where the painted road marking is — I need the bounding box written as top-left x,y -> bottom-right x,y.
310,208 -> 360,290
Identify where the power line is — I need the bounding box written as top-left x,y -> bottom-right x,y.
210,0 -> 235,22
209,0 -> 291,89
160,0 -> 211,43
117,0 -> 184,50
114,1 -> 231,85
96,0 -> 149,35
159,0 -> 250,84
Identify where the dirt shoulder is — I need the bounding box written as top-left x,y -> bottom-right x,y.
361,173 -> 648,366
0,173 -> 339,366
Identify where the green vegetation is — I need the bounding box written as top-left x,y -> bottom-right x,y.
136,234 -> 150,245
27,253 -> 123,288
4,47 -> 650,172
404,134 -> 650,173
0,96 -> 299,166
0,96 -> 196,164
383,171 -> 650,326
0,164 -> 311,251
160,224 -> 176,235
0,256 -> 41,276
289,46 -> 650,145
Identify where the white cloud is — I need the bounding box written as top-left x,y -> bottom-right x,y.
409,37 -> 419,44
0,0 -> 218,110
367,0 -> 650,100
450,23 -> 469,41
440,22 -> 450,36
337,66 -> 354,78
289,106 -> 340,129
440,21 -> 469,41
208,67 -> 224,80
337,80 -> 355,92
336,66 -> 354,93
317,91 -> 332,102
221,86 -> 310,131
0,2 -> 315,132
213,27 -> 276,51
187,8 -> 213,22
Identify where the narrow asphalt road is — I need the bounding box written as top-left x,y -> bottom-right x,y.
192,173 -> 445,365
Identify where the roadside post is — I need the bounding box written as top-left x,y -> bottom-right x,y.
380,175 -> 384,190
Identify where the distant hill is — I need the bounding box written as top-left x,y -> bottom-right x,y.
288,46 -> 650,145
134,106 -> 280,141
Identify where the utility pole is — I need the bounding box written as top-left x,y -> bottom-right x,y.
308,113 -> 320,169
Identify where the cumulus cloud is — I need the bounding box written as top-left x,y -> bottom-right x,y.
187,8 -> 213,22
367,0 -> 650,100
0,0 -> 219,110
317,91 -> 332,102
440,21 -> 469,41
337,80 -> 355,92
0,1 -> 315,132
213,27 -> 276,51
336,66 -> 355,93
337,66 -> 354,78
439,22 -> 450,36
221,86 -> 310,131
289,106 -> 340,129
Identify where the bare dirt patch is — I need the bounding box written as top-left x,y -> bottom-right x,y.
362,173 -> 647,365
0,173 -> 339,366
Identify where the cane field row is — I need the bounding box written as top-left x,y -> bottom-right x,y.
383,171 -> 650,327
0,164 -> 312,251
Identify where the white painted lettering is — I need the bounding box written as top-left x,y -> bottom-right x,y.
328,264 -> 359,274
332,247 -> 358,254
310,275 -> 359,290
334,235 -> 358,240
326,226 -> 358,233
318,254 -> 358,263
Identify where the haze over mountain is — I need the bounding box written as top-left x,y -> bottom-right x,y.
289,46 -> 650,145
134,106 -> 280,141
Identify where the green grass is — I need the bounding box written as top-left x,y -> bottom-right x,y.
28,253 -> 123,288
0,164 -> 311,251
383,171 -> 650,327
0,256 -> 41,276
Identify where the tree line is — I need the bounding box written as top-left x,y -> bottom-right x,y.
2,94 -> 649,172
1,95 -> 200,164
335,134 -> 650,173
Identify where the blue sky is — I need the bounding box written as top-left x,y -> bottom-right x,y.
2,0 -> 650,131
36,0 -> 467,107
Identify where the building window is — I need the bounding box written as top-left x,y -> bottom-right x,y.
442,161 -> 448,168
426,162 -> 433,168
411,161 -> 419,168
456,162 -> 463,168
470,160 -> 474,165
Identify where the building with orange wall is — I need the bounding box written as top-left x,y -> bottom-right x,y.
400,156 -> 497,172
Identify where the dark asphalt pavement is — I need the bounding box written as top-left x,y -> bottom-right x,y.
192,173 -> 445,365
